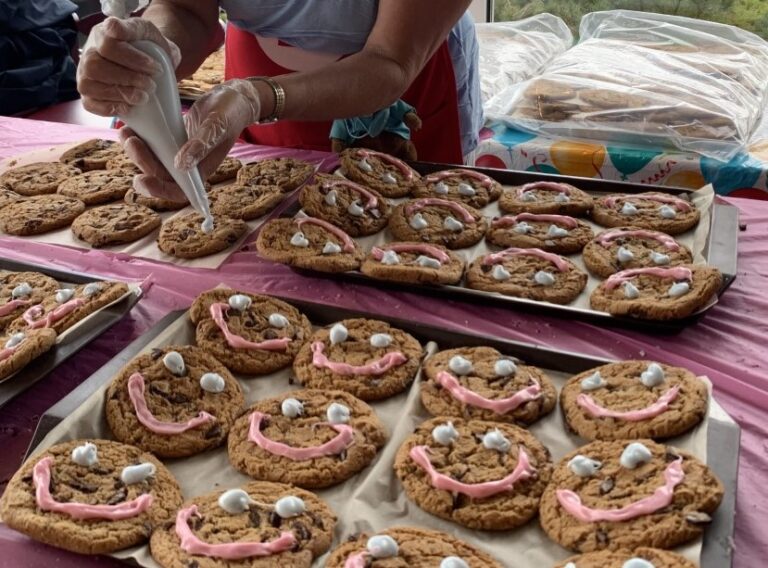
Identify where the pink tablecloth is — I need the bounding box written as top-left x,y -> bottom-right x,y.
0,117 -> 765,567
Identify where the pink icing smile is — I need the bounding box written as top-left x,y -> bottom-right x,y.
295,216 -> 356,253
410,445 -> 536,499
371,243 -> 451,263
344,552 -> 369,568
577,386 -> 680,421
128,373 -> 216,434
493,213 -> 579,229
311,341 -> 407,375
604,193 -> 692,212
557,458 -> 685,522
248,411 -> 354,460
356,148 -> 414,180
176,504 -> 296,559
604,267 -> 693,291
0,299 -> 30,317
597,229 -> 680,251
33,456 -> 153,520
0,345 -> 19,362
435,371 -> 541,414
405,198 -> 475,223
210,303 -> 292,351
23,298 -> 86,329
482,247 -> 571,272
517,181 -> 572,198
424,169 -> 495,188
321,178 -> 378,208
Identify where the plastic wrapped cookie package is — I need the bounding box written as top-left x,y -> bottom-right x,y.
486,10 -> 768,160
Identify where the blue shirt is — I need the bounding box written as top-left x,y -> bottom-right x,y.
220,1 -> 483,155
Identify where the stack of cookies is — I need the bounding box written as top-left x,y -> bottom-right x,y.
177,48 -> 224,99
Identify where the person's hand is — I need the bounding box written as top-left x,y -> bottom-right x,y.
77,16 -> 181,116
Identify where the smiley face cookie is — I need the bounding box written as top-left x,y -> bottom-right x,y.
0,271 -> 59,330
394,417 -> 553,530
539,439 -> 723,552
150,481 -> 336,568
499,181 -> 594,216
340,148 -> 421,198
360,242 -> 465,285
421,347 -> 557,425
228,389 -> 387,488
326,526 -> 503,568
292,318 -> 423,401
0,439 -> 182,555
0,327 -> 57,381
487,213 -> 594,254
389,198 -> 488,249
555,548 -> 698,568
414,168 -> 503,208
591,193 -> 700,235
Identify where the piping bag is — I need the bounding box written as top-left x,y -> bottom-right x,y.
101,0 -> 215,233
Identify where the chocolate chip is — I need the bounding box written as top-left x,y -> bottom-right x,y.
307,511 -> 325,530
106,488 -> 127,505
346,534 -> 359,543
665,450 -> 682,462
288,376 -> 295,385
481,264 -> 492,273
226,234 -> 238,244
190,515 -> 204,531
596,530 -> 609,546
292,521 -> 311,541
168,392 -> 190,404
91,466 -> 110,475
600,477 -> 614,495
243,320 -> 254,328
21,474 -> 32,483
204,424 -> 222,439
451,491 -> 462,510
187,561 -> 200,568
68,479 -> 99,493
260,416 -> 270,430
264,329 -> 278,339
269,511 -> 282,527
151,348 -> 164,360
114,221 -> 138,231
685,511 -> 713,525
149,383 -> 168,397
248,508 -> 261,527
180,228 -> 195,240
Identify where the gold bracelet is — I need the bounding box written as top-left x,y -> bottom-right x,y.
247,76 -> 285,123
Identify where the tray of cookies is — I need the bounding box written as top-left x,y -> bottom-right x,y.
0,257 -> 141,407
178,48 -> 224,102
255,149 -> 738,330
0,139 -> 321,269
6,289 -> 738,567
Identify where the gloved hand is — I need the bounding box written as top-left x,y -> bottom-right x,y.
77,16 -> 181,116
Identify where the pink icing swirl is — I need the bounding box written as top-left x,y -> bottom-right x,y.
604,193 -> 692,212
410,445 -> 536,499
371,243 -> 451,263
405,198 -> 475,223
516,181 -> 572,198
295,216 -> 357,253
176,504 -> 296,559
424,169 -> 495,188
557,458 -> 685,522
596,229 -> 680,251
482,247 -> 571,272
492,213 -> 579,229
33,456 -> 153,520
311,341 -> 407,375
248,411 -> 354,460
128,373 -> 216,434
356,149 -> 414,180
604,267 -> 693,291
0,346 -> 18,362
345,552 -> 369,568
320,178 -> 378,208
577,386 -> 680,421
23,298 -> 86,329
0,299 -> 30,317
210,303 -> 292,351
435,371 -> 541,414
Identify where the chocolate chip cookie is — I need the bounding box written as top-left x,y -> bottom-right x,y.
228,389 -> 387,488
207,155 -> 242,184
57,170 -> 133,205
0,184 -> 22,209
499,182 -> 594,216
0,327 -> 57,381
340,148 -> 422,198
0,162 -> 81,196
555,548 -> 697,568
59,139 -> 121,171
0,195 -> 86,235
106,153 -> 142,175
591,193 -> 700,235
360,242 -> 465,285
0,271 -> 59,330
237,158 -> 315,193
389,198 -> 488,249
487,213 -> 594,254
71,203 -> 161,247
292,318 -> 423,401
414,168 -> 503,208
124,189 -> 187,211
208,183 -> 285,220
157,212 -> 247,259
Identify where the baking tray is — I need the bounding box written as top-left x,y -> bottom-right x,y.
276,161 -> 739,333
0,258 -> 141,408
25,296 -> 739,568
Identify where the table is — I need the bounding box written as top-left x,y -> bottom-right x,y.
0,116 -> 765,567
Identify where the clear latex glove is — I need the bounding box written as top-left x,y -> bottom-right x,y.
77,16 -> 181,116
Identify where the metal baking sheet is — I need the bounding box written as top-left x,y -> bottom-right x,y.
26,296 -> 738,568
0,258 -> 141,407
274,161 -> 739,333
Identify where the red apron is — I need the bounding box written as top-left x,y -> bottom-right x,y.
225,23 -> 464,164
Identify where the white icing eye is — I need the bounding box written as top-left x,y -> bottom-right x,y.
409,213 -> 428,230
620,442 -> 653,469
513,222 -> 532,234
623,281 -> 640,299
534,271 -> 556,286
324,189 -> 337,206
458,183 -> 476,196
269,313 -> 289,328
83,282 -> 103,297
623,559 -> 656,568
441,557 -> 470,568
381,172 -> 397,184
494,359 -> 517,376
162,351 -> 185,376
55,289 -> 74,304
580,371 -> 606,391
443,216 -> 464,232
380,250 -> 400,265
4,332 -> 25,349
71,442 -> 98,467
448,355 -> 473,375
621,202 -> 639,216
218,488 -> 254,514
347,200 -> 364,217
568,455 -> 602,477
492,264 -> 511,281
120,462 -> 156,485
650,251 -> 670,265
617,246 -> 635,263
327,402 -> 351,424
640,363 -> 665,387
659,205 -> 676,219
358,158 -> 373,173
370,333 -> 392,348
322,241 -> 342,255
11,282 -> 32,298
281,398 -> 304,418
554,193 -> 570,203
275,495 -> 306,518
521,191 -> 537,202
564,563 -> 577,568
416,255 -> 441,269
200,372 -> 226,393
432,422 -> 459,446
329,323 -> 348,345
228,294 -> 252,311
367,535 -> 399,559
290,232 -> 309,247
668,282 -> 690,297
547,224 -> 569,238
482,429 -> 511,453
434,182 -> 449,195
